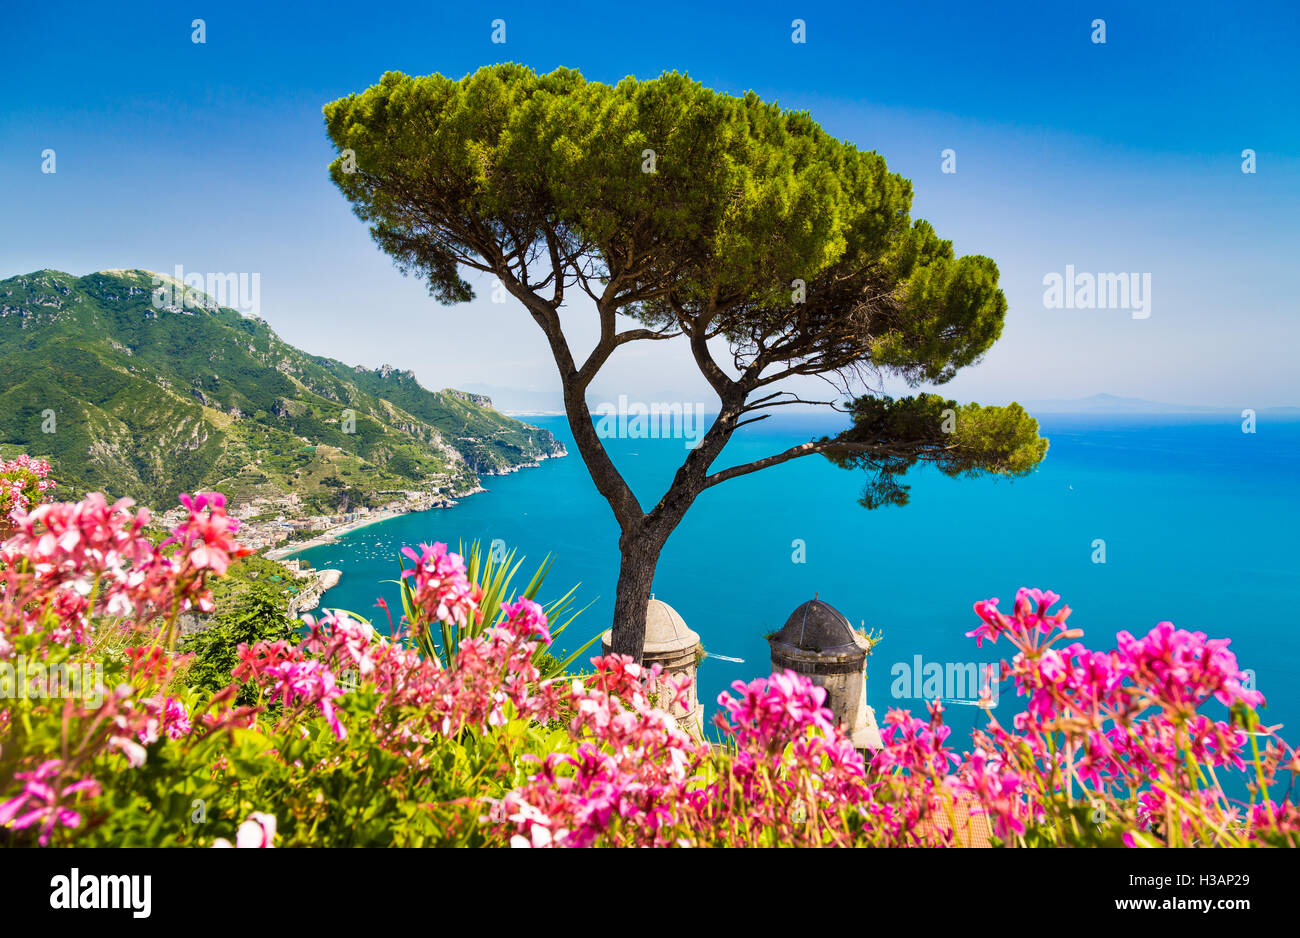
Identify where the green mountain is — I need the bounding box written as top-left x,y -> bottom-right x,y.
0,269 -> 564,513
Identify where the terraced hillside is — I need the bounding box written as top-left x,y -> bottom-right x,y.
0,269 -> 563,513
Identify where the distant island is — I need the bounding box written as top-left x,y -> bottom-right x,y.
0,269 -> 566,553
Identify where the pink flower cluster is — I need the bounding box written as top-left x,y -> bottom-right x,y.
0,454 -> 55,523
234,639 -> 348,740
0,488 -> 256,844
235,591 -> 563,755
502,585 -> 1300,848
966,587 -> 1071,649
501,654 -> 704,848
167,492 -> 250,579
139,694 -> 193,743
0,759 -> 101,846
501,662 -> 925,848
4,480 -> 1297,850
945,587 -> 1294,845
1117,620 -> 1264,713
1,490 -> 250,650
400,542 -> 482,630
0,676 -> 205,843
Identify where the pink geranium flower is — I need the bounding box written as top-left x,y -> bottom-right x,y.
0,760 -> 100,846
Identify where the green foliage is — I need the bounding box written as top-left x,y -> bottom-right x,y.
323,66 -> 1039,518
822,394 -> 1049,508
42,682 -> 573,847
323,65 -> 1008,383
181,582 -> 299,706
1018,798 -> 1131,848
0,559 -> 582,848
0,462 -> 49,540
206,550 -> 295,610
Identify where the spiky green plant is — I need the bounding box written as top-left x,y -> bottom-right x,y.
395,540 -> 599,679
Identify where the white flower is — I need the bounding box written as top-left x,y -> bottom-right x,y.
109,735 -> 147,768
233,812 -> 277,848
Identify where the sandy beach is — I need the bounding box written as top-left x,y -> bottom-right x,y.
265,509 -> 409,560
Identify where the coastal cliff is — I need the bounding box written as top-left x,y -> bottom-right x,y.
0,268 -> 565,519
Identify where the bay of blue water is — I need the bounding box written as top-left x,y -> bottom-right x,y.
295,413 -> 1300,744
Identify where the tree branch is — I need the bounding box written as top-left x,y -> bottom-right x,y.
701,437 -> 954,489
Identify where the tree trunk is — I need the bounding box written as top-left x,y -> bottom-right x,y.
546,341 -> 738,661
602,424 -> 736,661
608,532 -> 664,661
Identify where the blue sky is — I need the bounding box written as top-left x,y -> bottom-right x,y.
2,0 -> 1297,408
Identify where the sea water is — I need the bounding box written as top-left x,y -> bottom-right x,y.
295,413 -> 1300,743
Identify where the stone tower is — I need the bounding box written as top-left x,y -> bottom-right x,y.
601,597 -> 704,738
768,596 -> 882,750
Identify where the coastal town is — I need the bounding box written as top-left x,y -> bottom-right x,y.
230,442 -> 563,558
155,487 -> 463,620
156,446 -> 566,621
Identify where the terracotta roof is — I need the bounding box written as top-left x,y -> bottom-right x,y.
913,793 -> 994,848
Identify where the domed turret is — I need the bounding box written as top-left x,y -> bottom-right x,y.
768,595 -> 881,751
602,596 -> 703,737
643,597 -> 701,654
772,597 -> 867,654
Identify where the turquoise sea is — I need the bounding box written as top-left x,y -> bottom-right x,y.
295,413 -> 1300,742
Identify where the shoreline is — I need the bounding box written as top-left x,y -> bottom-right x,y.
288,568 -> 342,616
265,509 -> 409,560
263,446 -> 565,563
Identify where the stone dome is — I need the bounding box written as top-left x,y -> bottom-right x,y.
642,597 -> 701,654
600,597 -> 701,655
771,597 -> 866,654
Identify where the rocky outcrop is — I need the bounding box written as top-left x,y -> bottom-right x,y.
289,569 -> 342,616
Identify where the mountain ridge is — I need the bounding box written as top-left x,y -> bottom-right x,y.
0,268 -> 564,514
1019,393 -> 1299,414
